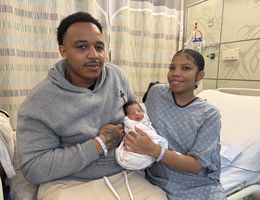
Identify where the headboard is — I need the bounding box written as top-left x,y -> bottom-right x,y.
197,88 -> 260,146
216,88 -> 260,96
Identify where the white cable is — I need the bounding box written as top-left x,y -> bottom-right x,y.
103,176 -> 121,200
123,171 -> 134,200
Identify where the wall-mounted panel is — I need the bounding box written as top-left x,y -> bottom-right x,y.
184,0 -> 260,90
186,0 -> 222,45
222,0 -> 260,42
201,79 -> 217,89
185,0 -> 222,82
203,47 -> 219,79
217,80 -> 260,89
219,40 -> 260,80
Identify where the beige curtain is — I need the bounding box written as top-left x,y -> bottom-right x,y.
0,0 -> 183,128
109,0 -> 183,99
0,0 -> 109,127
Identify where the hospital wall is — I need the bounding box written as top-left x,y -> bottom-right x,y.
184,0 -> 260,89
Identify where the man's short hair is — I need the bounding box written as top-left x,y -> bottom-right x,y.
57,12 -> 102,45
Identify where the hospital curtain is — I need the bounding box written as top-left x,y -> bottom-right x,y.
0,0 -> 183,128
0,0 -> 109,127
109,0 -> 183,99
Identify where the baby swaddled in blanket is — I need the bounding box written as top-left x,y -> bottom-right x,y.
115,101 -> 168,170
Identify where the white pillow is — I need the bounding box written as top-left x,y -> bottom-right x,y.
197,89 -> 260,146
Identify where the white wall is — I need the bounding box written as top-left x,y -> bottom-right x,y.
184,0 -> 260,89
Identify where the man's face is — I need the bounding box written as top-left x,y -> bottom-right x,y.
59,22 -> 105,88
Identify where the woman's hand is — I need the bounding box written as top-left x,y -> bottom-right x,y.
124,127 -> 161,158
124,126 -> 202,174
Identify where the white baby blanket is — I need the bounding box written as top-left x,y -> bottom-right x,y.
116,114 -> 168,170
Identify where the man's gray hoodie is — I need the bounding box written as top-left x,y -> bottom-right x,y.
16,59 -> 135,184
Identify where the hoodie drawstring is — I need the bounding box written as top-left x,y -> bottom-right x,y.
103,171 -> 134,200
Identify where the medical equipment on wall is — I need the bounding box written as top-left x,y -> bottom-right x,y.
184,22 -> 205,52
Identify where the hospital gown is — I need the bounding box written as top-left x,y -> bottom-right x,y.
144,84 -> 226,200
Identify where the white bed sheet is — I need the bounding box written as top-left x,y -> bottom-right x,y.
220,132 -> 260,193
197,89 -> 260,195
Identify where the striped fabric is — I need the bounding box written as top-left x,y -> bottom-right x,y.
0,0 -> 183,128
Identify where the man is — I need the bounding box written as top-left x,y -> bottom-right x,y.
16,12 -> 167,199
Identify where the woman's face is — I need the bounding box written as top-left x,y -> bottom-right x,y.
167,53 -> 204,95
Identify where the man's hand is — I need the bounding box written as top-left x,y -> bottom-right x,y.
98,124 -> 124,150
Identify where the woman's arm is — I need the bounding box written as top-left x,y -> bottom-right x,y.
156,147 -> 202,174
124,127 -> 202,174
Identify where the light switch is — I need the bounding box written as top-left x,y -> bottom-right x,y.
222,48 -> 239,60
208,17 -> 214,27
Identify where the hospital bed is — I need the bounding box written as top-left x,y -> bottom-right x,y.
197,88 -> 260,200
0,88 -> 260,200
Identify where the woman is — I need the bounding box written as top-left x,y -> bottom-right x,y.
124,49 -> 226,200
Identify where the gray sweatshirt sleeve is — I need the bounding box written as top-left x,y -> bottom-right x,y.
16,63 -> 128,184
16,113 -> 99,184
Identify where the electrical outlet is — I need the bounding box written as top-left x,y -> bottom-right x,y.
222,48 -> 239,60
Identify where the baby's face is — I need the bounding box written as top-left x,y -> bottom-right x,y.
126,104 -> 144,121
